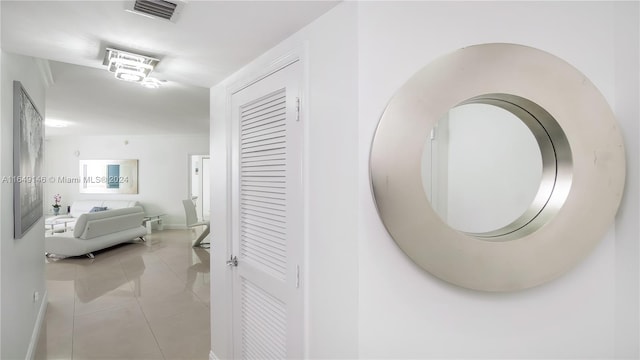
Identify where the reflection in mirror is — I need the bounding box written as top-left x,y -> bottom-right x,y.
421,103 -> 543,234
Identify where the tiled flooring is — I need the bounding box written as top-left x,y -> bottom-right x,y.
35,229 -> 211,360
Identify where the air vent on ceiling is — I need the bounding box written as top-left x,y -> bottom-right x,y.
125,0 -> 185,23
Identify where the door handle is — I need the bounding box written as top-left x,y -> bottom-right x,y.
226,255 -> 238,267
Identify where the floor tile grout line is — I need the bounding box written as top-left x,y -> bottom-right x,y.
122,245 -> 169,360
137,304 -> 168,360
44,230 -> 210,359
154,234 -> 205,300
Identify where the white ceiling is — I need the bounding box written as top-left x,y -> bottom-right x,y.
1,0 -> 339,136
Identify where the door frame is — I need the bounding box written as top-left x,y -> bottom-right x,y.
188,153 -> 210,220
220,44 -> 308,359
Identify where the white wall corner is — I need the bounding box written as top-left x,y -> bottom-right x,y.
34,59 -> 54,88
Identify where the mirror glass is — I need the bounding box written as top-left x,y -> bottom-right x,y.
421,103 -> 543,234
79,159 -> 138,194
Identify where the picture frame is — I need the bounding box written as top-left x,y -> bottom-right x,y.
13,81 -> 44,239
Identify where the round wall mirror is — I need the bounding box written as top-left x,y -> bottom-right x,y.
422,103 -> 543,235
370,43 -> 626,292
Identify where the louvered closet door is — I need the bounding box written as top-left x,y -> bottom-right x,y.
230,60 -> 303,359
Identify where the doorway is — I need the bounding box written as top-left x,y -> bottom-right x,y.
189,154 -> 210,220
229,59 -> 304,359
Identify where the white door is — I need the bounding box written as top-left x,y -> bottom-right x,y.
230,60 -> 303,359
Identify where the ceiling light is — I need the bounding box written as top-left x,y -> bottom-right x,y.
115,67 -> 147,82
103,48 -> 159,83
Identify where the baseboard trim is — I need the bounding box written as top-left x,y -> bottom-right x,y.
25,290 -> 47,360
150,225 -> 212,231
161,224 -> 189,230
209,349 -> 219,360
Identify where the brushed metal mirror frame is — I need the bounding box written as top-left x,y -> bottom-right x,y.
370,43 -> 626,292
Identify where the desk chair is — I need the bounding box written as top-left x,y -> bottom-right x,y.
182,199 -> 210,248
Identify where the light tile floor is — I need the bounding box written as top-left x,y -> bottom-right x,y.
35,229 -> 211,360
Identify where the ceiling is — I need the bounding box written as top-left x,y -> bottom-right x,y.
1,0 -> 339,137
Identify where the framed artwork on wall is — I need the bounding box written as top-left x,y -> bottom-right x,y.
13,81 -> 44,239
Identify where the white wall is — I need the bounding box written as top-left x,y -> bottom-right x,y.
44,134 -> 209,228
1,43 -> 3,360
358,1 -> 638,358
1,51 -> 47,359
210,1 -> 638,359
210,2 -> 359,358
612,2 -> 640,357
